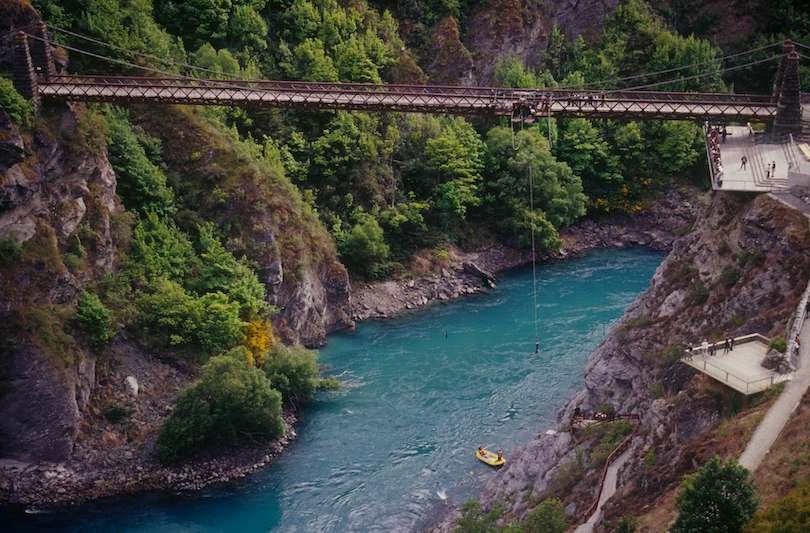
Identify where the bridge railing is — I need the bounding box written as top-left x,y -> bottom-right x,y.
38,75 -> 780,102
581,413 -> 641,520
36,75 -> 780,121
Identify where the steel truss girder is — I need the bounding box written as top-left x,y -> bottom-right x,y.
37,75 -> 779,122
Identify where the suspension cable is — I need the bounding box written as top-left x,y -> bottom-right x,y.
43,23 -> 259,82
556,40 -> 785,90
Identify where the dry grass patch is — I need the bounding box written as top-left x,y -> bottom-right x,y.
753,391 -> 810,509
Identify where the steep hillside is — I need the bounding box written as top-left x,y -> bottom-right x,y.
426,191 -> 810,530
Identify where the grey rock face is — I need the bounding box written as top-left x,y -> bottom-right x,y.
460,192 -> 810,526
0,346 -> 94,462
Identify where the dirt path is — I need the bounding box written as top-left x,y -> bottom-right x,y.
573,446 -> 635,533
738,319 -> 810,470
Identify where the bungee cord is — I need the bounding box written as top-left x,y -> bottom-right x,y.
511,112 -> 524,150
529,161 -> 539,355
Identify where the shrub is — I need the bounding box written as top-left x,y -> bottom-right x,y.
341,217 -> 390,278
106,107 -> 175,217
739,248 -> 766,268
455,498 -> 503,533
667,263 -> 698,282
155,349 -> 284,465
616,514 -> 639,533
768,336 -> 787,353
549,448 -> 585,496
263,344 -> 340,404
521,498 -> 568,533
645,447 -> 658,468
0,236 -> 22,267
688,281 -> 709,304
75,290 -> 114,352
648,383 -> 664,399
0,78 -> 33,125
720,265 -> 738,288
102,402 -> 130,423
592,420 -> 634,464
747,482 -> 810,533
672,223 -> 694,236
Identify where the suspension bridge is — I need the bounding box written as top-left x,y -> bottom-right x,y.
8,23 -> 803,126
7,23 -> 810,192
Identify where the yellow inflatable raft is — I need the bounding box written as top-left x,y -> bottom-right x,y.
475,448 -> 504,467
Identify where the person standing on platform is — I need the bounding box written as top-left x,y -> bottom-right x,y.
741,155 -> 747,169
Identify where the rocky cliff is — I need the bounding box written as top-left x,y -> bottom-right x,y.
423,0 -> 619,87
425,191 -> 810,530
0,98 -> 351,466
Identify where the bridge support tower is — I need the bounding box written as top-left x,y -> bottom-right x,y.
773,41 -> 802,138
13,31 -> 40,115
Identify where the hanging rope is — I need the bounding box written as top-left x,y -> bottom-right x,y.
530,161 -> 539,354
511,108 -> 524,150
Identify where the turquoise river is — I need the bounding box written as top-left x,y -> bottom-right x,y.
5,248 -> 665,533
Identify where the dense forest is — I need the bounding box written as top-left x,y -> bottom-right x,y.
1,0 -> 808,484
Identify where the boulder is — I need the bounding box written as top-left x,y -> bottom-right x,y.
124,376 -> 139,397
761,349 -> 785,370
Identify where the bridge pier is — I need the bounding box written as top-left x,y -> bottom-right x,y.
773,42 -> 802,138
29,22 -> 55,79
13,31 -> 40,115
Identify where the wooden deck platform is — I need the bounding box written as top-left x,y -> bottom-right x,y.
682,334 -> 792,395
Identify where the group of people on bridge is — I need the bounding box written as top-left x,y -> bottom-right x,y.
708,125 -> 727,185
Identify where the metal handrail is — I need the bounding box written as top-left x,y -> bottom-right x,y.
582,414 -> 641,520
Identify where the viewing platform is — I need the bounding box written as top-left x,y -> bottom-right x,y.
681,334 -> 793,395
707,123 -> 810,194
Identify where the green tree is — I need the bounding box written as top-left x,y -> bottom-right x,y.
672,454 -> 758,533
153,0 -> 232,51
155,348 -> 284,465
128,212 -> 197,282
197,292 -> 247,355
227,3 -> 268,52
263,344 -> 339,403
42,0 -> 184,76
138,278 -> 202,347
485,126 -> 586,251
424,117 -> 485,219
555,118 -> 620,202
106,108 -> 175,217
192,43 -> 241,77
648,121 -> 702,175
190,224 -> 267,317
0,78 -> 33,125
75,290 -> 114,352
341,217 -> 389,277
521,498 -> 567,533
280,38 -> 340,82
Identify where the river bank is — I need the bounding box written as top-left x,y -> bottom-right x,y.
423,190 -> 810,532
353,188 -> 698,322
0,188 -> 699,513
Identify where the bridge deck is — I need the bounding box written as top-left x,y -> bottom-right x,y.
36,76 -> 779,122
710,125 -> 810,193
